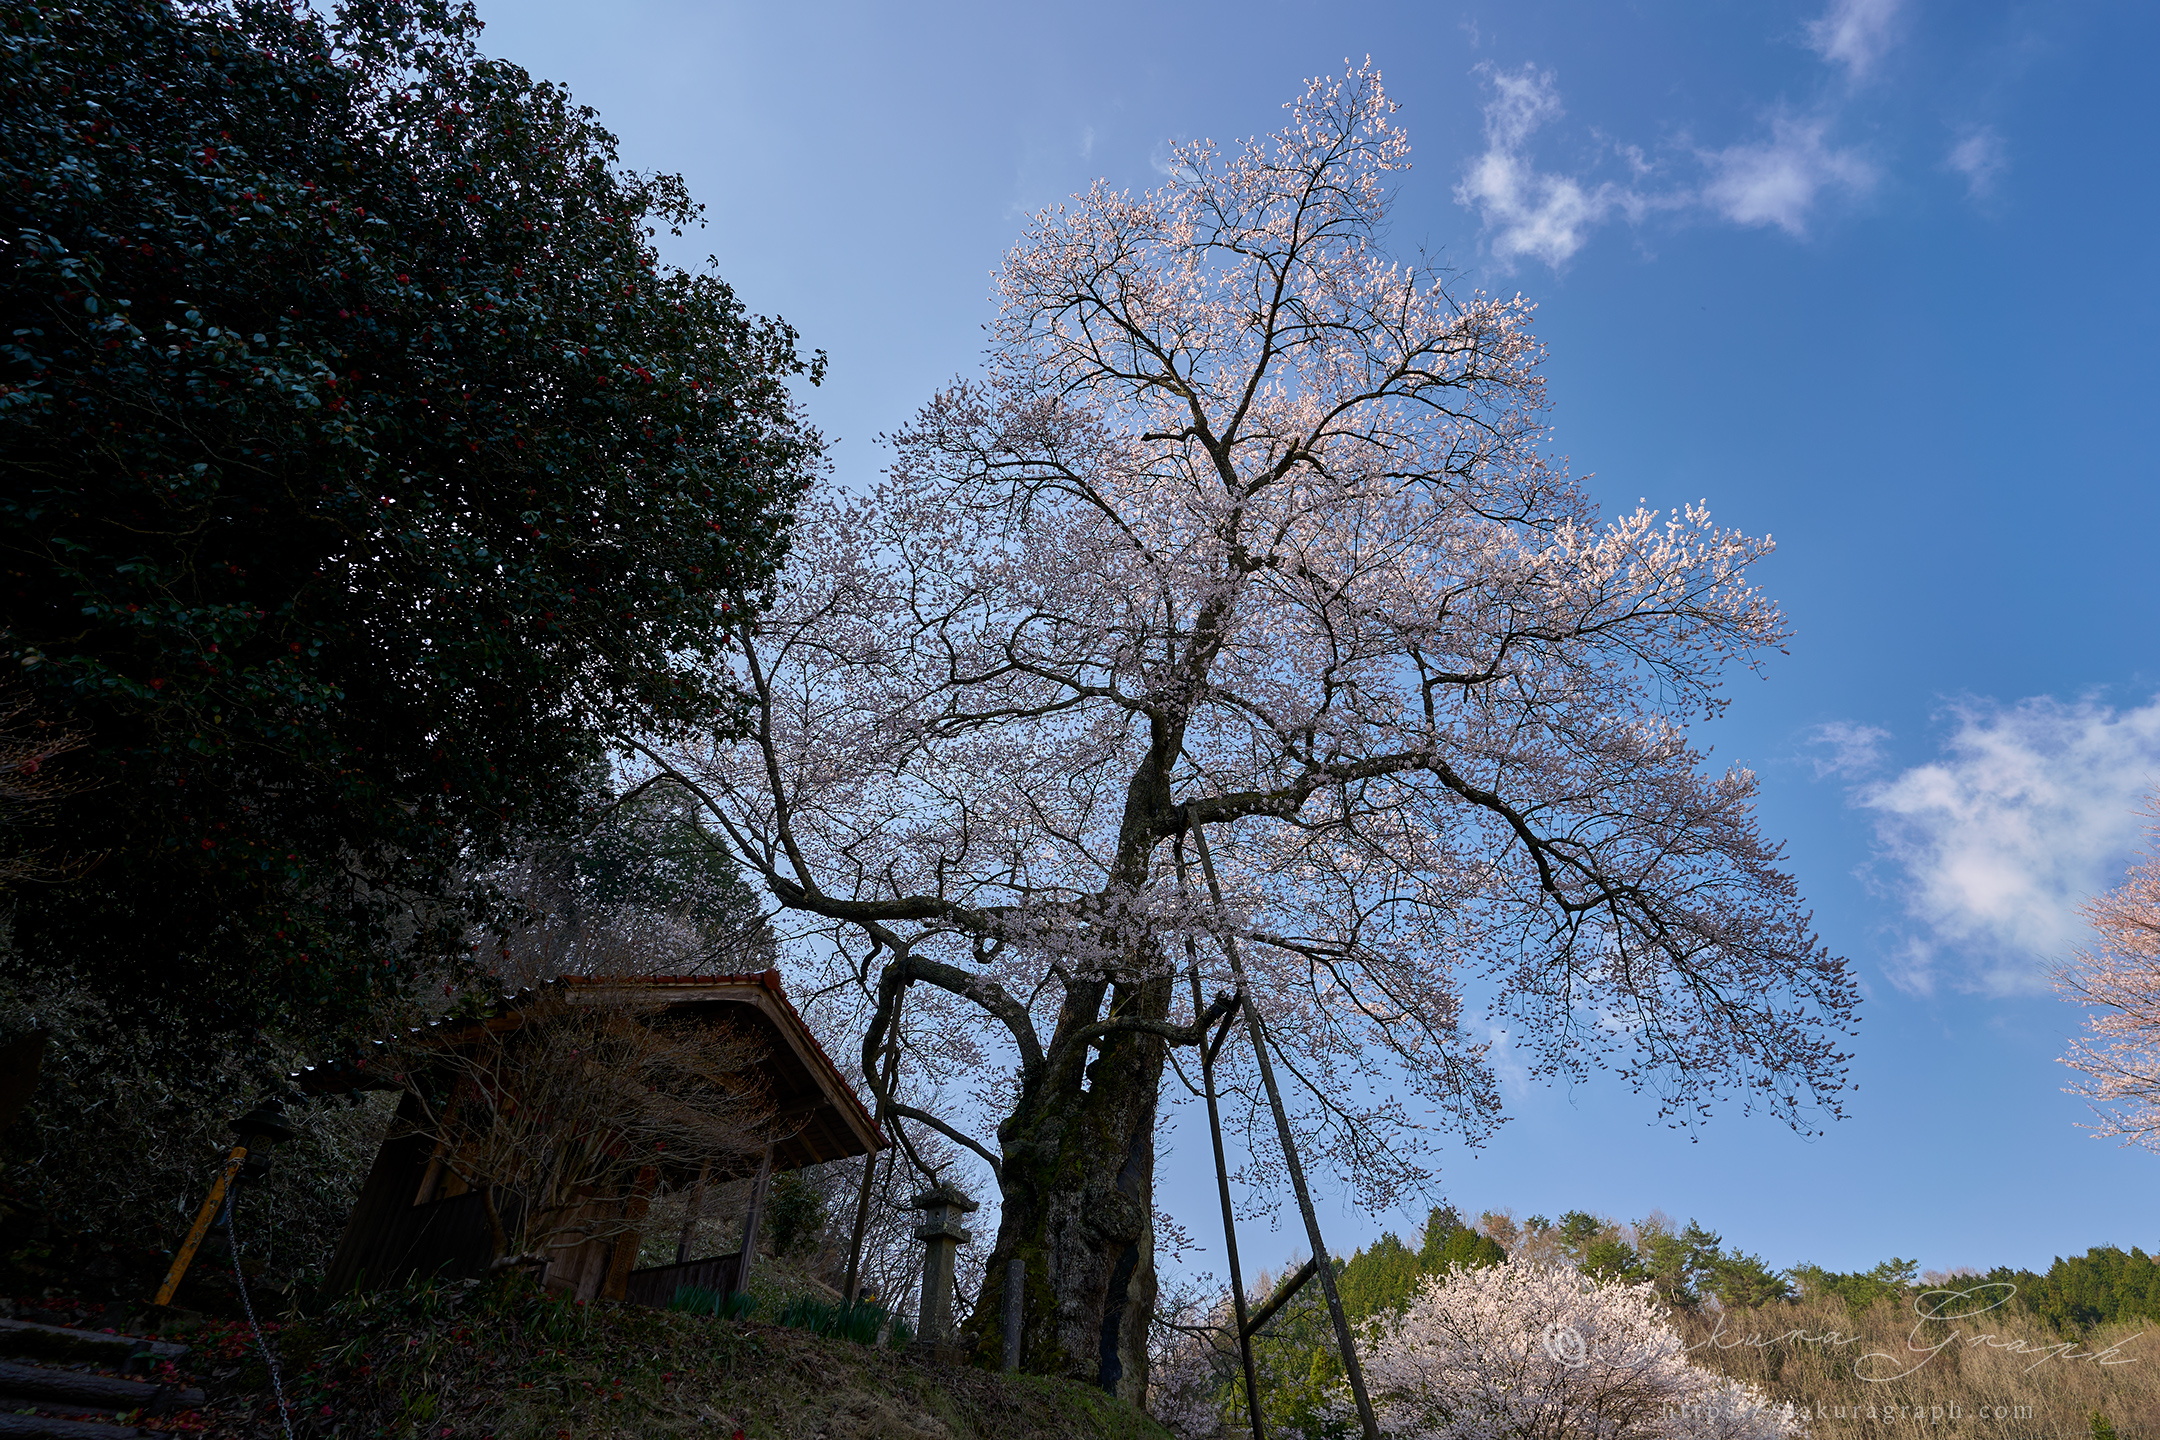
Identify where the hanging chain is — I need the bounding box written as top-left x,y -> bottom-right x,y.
223,1185 -> 297,1440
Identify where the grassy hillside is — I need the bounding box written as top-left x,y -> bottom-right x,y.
1676,1294 -> 2158,1440
181,1276 -> 1170,1440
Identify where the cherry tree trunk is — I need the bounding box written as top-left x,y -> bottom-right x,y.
961,974 -> 1170,1405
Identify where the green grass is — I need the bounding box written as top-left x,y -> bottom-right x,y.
665,1282 -> 760,1322
664,1285 -> 914,1346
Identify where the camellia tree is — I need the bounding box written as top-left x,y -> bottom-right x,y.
0,0 -> 820,1055
641,67 -> 1856,1401
2058,793 -> 2160,1150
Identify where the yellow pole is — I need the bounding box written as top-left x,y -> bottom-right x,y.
153,1144 -> 249,1307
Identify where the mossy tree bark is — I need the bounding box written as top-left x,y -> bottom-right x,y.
961,971 -> 1173,1404
831,718 -> 1235,1404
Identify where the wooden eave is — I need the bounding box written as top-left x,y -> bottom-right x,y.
288,970 -> 883,1172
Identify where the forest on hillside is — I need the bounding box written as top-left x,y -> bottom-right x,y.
1151,1204 -> 2160,1440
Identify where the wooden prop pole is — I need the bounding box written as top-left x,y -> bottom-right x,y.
154,1144 -> 248,1307
1176,839 -> 1267,1440
735,1143 -> 775,1295
1243,1256 -> 1321,1340
844,992 -> 903,1302
1192,823 -> 1381,1440
842,1143 -> 880,1302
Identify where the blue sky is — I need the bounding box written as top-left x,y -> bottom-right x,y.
483,0 -> 2159,1276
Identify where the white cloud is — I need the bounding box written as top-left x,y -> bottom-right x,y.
1946,126 -> 2008,199
1805,720 -> 1891,780
1486,1024 -> 1533,1103
1454,66 -> 1645,271
1455,69 -> 1873,266
1805,0 -> 1905,80
1844,695 -> 2160,996
1450,0 -> 1903,266
1701,115 -> 1874,235
1147,140 -> 1188,179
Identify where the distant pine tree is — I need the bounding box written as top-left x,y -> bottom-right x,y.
1988,1247 -> 2160,1333
1419,1205 -> 1507,1275
1789,1258 -> 1920,1312
1338,1231 -> 1425,1319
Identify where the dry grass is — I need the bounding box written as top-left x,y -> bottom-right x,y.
188,1275 -> 1171,1440
1676,1294 -> 2159,1439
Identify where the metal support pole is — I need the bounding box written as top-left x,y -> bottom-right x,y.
1193,823 -> 1381,1440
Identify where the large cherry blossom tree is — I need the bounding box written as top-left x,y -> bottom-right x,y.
641,66 -> 1857,1402
2058,794 -> 2160,1149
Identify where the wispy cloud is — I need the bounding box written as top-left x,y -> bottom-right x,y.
1946,126 -> 2008,200
1457,0 -> 1904,269
1701,114 -> 1875,236
1456,75 -> 1871,267
1453,66 -> 1645,270
1806,720 -> 1891,780
1805,0 -> 1905,81
1820,696 -> 2160,996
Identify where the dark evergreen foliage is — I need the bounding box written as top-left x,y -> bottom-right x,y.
1789,1257 -> 1922,1313
765,1170 -> 828,1262
0,0 -> 820,1050
1981,1248 -> 2160,1334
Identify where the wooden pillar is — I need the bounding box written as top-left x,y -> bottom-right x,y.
600,1165 -> 660,1301
733,1144 -> 774,1297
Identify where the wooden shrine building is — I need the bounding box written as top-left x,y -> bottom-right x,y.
292,972 -> 882,1304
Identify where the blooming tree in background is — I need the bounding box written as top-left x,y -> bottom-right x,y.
1150,1293 -> 1246,1440
2058,793 -> 2160,1149
1348,1259 -> 1804,1440
641,65 -> 1857,1400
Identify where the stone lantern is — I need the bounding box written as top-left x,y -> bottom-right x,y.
908,1181 -> 977,1353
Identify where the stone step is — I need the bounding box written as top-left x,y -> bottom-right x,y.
0,1362 -> 202,1415
0,1413 -> 144,1439
0,1321 -> 188,1368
